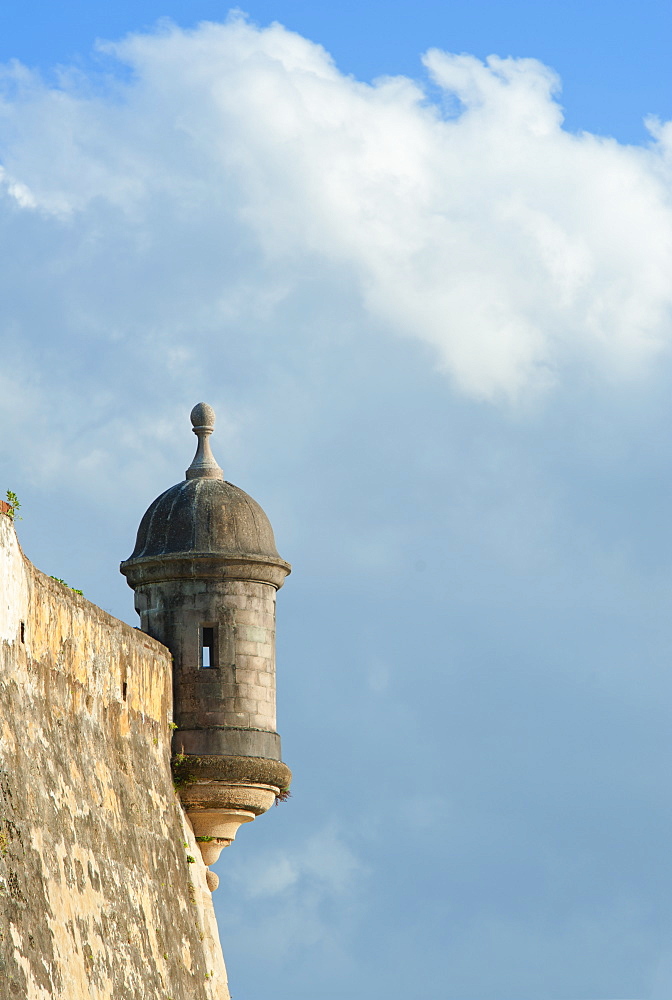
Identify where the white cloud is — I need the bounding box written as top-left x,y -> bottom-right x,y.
226,825 -> 361,902
0,14 -> 669,416
2,23 -> 671,993
216,826 -> 363,965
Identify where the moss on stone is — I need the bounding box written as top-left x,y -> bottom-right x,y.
170,753 -> 291,792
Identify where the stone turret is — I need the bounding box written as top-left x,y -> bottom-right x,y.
120,403 -> 291,873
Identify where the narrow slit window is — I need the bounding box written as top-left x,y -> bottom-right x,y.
201,626 -> 215,668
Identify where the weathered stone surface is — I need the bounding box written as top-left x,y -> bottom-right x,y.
123,562 -> 284,755
0,515 -> 229,1000
169,755 -> 291,789
118,403 -> 291,895
124,477 -> 286,565
205,871 -> 219,893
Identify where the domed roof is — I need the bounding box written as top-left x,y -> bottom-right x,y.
128,477 -> 281,560
122,403 -> 286,566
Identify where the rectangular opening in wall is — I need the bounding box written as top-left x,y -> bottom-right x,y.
200,625 -> 216,668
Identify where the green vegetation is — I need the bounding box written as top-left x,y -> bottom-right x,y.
49,577 -> 83,596
172,752 -> 198,789
275,784 -> 291,804
4,491 -> 21,521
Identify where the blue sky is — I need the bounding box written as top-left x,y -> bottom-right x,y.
1,0 -> 670,142
1,3 -> 672,999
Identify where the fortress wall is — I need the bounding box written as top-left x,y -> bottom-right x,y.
0,514 -> 229,1000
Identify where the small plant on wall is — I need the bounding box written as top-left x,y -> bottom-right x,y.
3,491 -> 21,520
49,577 -> 83,596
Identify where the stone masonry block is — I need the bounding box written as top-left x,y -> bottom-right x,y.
236,625 -> 269,643
218,683 -> 240,699
223,596 -> 248,611
238,654 -> 272,672
236,667 -> 259,687
231,610 -> 257,626
234,610 -> 275,629
223,711 -> 250,727
234,697 -> 259,714
251,710 -> 276,729
236,640 -> 263,657
232,683 -> 263,701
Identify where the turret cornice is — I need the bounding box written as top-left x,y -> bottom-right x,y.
120,550 -> 291,589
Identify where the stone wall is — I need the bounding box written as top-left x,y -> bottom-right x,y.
130,573 -> 282,761
134,578 -> 278,741
0,514 -> 229,1000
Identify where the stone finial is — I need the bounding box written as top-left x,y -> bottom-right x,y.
205,870 -> 220,893
186,403 -> 224,481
